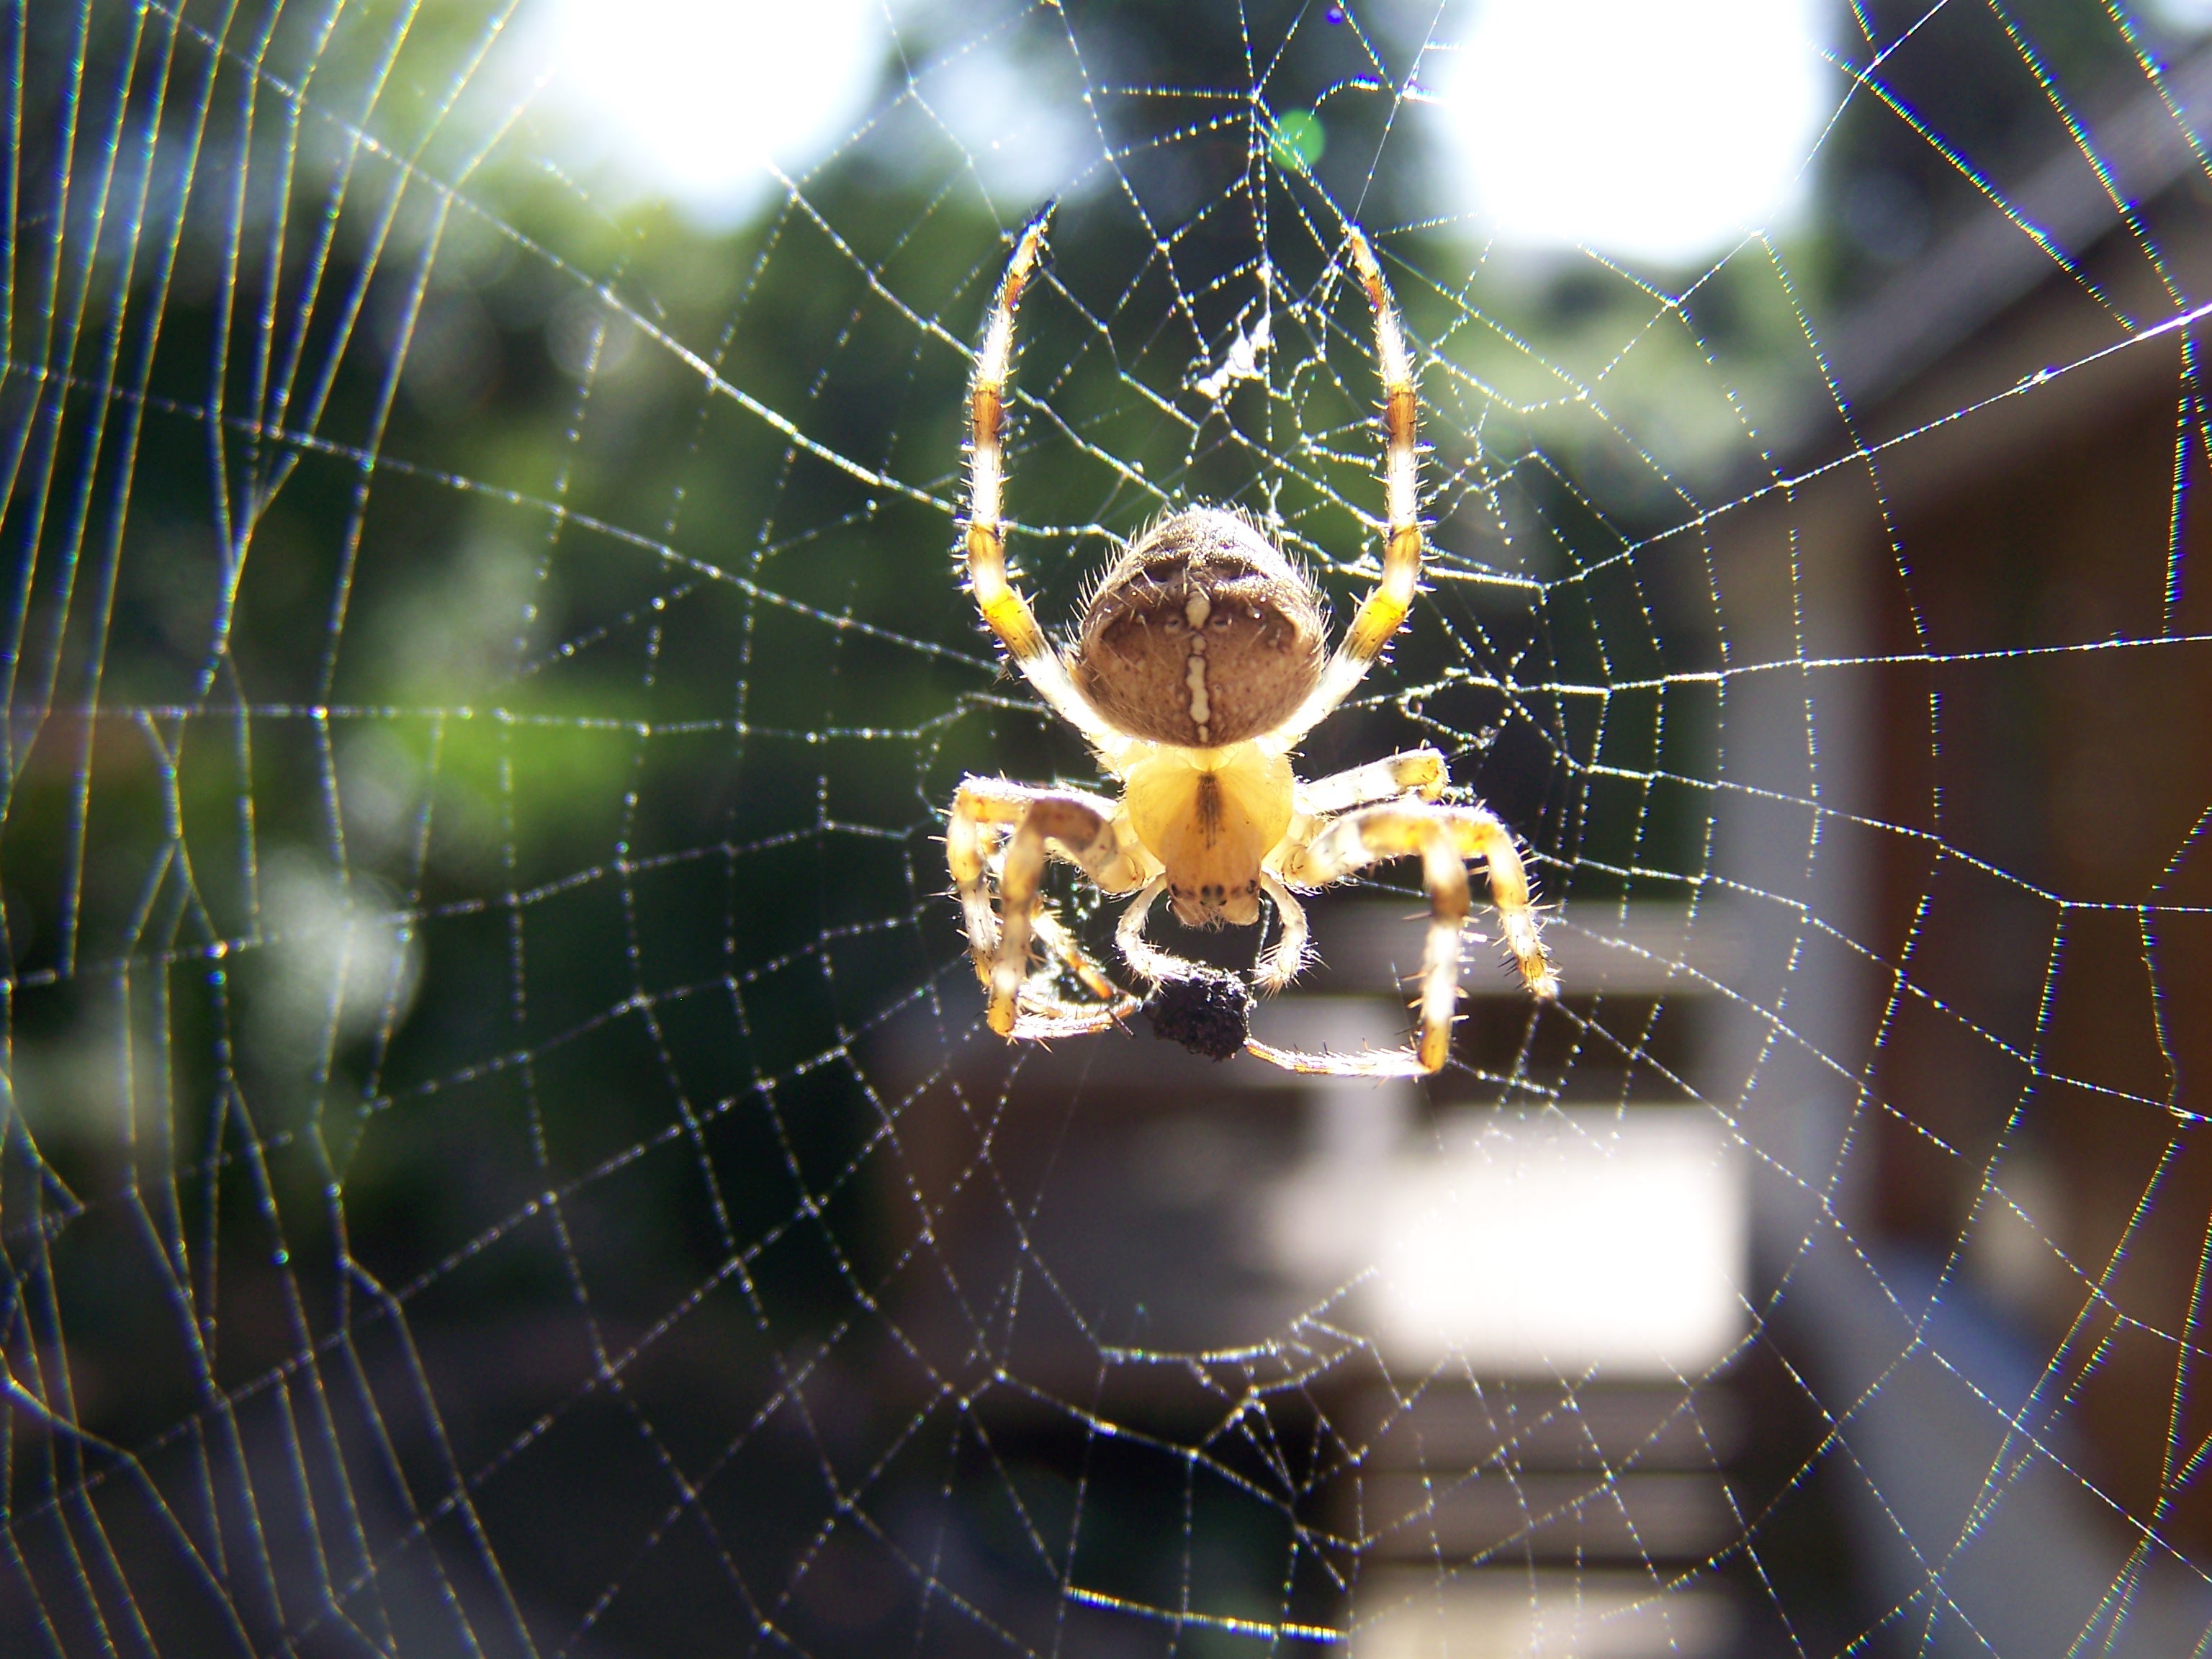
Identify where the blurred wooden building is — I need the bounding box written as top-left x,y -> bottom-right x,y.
1706,40 -> 2212,1651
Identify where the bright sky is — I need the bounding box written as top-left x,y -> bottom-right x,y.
1439,0 -> 1833,266
538,0 -> 1831,259
541,0 -> 884,226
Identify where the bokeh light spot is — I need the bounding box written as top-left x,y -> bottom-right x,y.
1269,109 -> 1326,174
1442,0 -> 1830,265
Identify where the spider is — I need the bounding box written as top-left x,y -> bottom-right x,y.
946,215 -> 1557,1076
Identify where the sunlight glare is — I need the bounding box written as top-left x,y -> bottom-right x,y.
1372,1110 -> 1744,1376
544,0 -> 883,225
1442,0 -> 1830,265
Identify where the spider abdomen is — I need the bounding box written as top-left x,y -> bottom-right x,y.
1071,507 -> 1326,747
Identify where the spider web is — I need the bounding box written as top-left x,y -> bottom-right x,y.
4,0 -> 2211,1655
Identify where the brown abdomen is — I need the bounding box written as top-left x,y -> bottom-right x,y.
1071,507 -> 1326,748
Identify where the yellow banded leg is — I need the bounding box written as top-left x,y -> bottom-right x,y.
1289,801 -> 1555,1074
1291,806 -> 1467,1072
1280,227 -> 1431,745
1442,809 -> 1556,999
950,780 -> 1147,1037
1030,906 -> 1120,1004
1342,228 -> 1424,667
949,778 -> 1143,1012
961,215 -> 1123,747
1290,749 -> 1448,832
964,219 -> 1051,666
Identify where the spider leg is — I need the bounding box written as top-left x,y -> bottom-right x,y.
1000,912 -> 1141,1040
1294,747 -> 1449,815
1246,751 -> 1447,999
1264,799 -> 1555,1074
1252,873 -> 1310,991
1113,875 -> 1210,984
1244,1037 -> 1432,1079
1280,228 -> 1427,747
1030,904 -> 1121,1004
1007,1000 -> 1141,1042
965,215 -> 1123,752
949,777 -> 1138,971
948,778 -> 1147,1037
1118,871 -> 1307,994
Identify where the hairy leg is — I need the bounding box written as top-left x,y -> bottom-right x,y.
1439,809 -> 1554,1000
1002,905 -> 1141,1039
965,215 -> 1123,752
1115,869 -> 1305,998
1294,747 -> 1448,815
1280,227 -> 1428,746
1252,873 -> 1310,991
1114,876 -> 1209,985
1258,800 -> 1555,1074
1031,904 -> 1123,1005
1251,750 -> 1447,995
948,778 -> 1147,1035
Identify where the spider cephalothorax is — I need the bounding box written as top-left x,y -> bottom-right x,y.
946,214 -> 1556,1076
